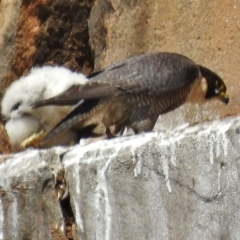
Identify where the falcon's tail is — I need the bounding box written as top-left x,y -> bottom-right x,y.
41,99 -> 100,143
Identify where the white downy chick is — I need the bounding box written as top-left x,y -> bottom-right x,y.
1,65 -> 88,151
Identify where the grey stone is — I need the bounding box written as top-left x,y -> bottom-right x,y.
63,117 -> 240,240
0,117 -> 240,239
0,148 -> 67,240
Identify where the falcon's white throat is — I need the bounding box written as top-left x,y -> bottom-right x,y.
186,76 -> 208,103
201,77 -> 208,95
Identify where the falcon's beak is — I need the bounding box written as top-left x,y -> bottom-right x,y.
219,92 -> 229,105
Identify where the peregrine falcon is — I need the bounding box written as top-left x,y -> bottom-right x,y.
1,66 -> 88,151
33,52 -> 229,143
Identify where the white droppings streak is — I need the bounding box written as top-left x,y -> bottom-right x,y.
216,120 -> 232,159
209,133 -> 215,165
11,196 -> 18,239
95,155 -> 113,240
216,132 -> 228,158
72,160 -> 84,234
218,167 -> 222,191
0,198 -> 4,240
170,143 -> 177,166
161,155 -> 172,193
157,141 -> 175,193
216,131 -> 221,158
130,133 -> 158,177
222,132 -> 229,158
133,155 -> 142,177
131,143 -> 144,177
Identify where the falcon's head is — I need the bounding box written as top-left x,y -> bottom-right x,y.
199,65 -> 229,104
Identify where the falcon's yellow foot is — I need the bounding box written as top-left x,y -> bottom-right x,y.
20,131 -> 47,149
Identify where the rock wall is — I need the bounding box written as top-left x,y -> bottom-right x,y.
0,0 -> 21,94
0,117 -> 240,239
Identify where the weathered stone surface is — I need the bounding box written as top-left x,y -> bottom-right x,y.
63,116 -> 240,240
0,0 -> 21,94
89,0 -> 240,127
0,117 -> 240,239
33,0 -> 94,74
0,148 -> 67,240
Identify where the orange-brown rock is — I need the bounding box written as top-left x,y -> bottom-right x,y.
0,0 -> 21,98
0,122 -> 11,155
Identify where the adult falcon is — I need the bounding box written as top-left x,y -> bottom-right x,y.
33,52 -> 229,144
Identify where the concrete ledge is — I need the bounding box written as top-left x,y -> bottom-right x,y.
0,117 -> 240,239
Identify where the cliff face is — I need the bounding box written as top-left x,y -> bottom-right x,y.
0,117 -> 240,239
0,0 -> 240,239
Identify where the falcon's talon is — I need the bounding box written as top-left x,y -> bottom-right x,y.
20,131 -> 47,149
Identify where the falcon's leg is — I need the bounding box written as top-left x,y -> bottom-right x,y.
105,127 -> 114,138
129,106 -> 159,134
102,100 -> 133,137
105,122 -> 127,138
130,116 -> 159,134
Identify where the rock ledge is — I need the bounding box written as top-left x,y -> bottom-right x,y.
0,117 -> 240,240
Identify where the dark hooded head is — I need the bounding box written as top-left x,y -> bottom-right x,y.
198,65 -> 229,104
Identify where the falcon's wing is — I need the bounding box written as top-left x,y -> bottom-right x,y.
33,52 -> 200,108
41,99 -> 100,142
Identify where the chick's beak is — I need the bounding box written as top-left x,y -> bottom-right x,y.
219,92 -> 229,105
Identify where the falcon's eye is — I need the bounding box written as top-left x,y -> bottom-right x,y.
11,101 -> 22,112
215,80 -> 226,94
